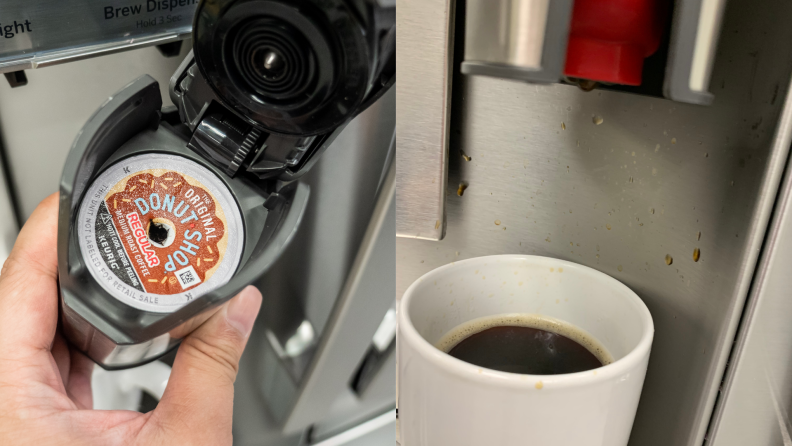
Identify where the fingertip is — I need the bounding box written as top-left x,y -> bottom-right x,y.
156,286 -> 262,429
5,192 -> 60,278
0,192 -> 61,352
30,192 -> 59,222
43,191 -> 60,208
226,286 -> 262,337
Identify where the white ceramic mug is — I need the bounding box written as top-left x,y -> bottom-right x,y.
398,255 -> 653,446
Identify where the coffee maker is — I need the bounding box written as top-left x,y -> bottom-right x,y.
0,0 -> 395,444
397,0 -> 792,444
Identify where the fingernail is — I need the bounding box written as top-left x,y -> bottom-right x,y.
226,285 -> 262,337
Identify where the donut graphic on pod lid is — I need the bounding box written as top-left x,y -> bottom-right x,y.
77,154 -> 244,313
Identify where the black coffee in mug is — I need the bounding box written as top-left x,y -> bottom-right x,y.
437,314 -> 611,375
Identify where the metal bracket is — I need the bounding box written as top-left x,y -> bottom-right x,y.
460,0 -> 574,84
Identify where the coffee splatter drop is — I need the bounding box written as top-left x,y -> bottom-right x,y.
457,183 -> 468,196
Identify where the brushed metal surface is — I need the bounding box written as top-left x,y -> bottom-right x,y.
465,0 -> 549,70
395,0 -> 454,241
395,0 -> 792,443
0,43 -> 190,220
664,0 -> 727,105
707,73 -> 792,445
282,161 -> 395,433
460,0 -> 573,84
0,0 -> 195,73
231,89 -> 395,445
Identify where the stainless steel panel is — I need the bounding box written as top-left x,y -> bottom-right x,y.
707,78 -> 792,445
283,161 -> 395,433
312,410 -> 395,446
0,43 -> 190,219
465,0 -> 550,70
395,0 -> 792,444
310,354 -> 396,441
0,1 -> 195,73
232,89 -> 395,445
664,0 -> 727,104
313,411 -> 395,446
395,0 -> 453,241
461,0 -> 573,83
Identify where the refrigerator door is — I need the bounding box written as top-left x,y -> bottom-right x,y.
707,78 -> 792,444
396,0 -> 792,444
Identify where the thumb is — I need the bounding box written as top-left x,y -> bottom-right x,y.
150,286 -> 262,444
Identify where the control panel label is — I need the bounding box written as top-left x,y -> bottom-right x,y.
0,1 -> 198,68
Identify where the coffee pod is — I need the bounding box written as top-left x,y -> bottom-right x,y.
77,154 -> 244,313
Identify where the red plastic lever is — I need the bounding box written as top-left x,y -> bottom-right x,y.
563,0 -> 670,86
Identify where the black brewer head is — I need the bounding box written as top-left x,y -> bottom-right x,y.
192,0 -> 372,136
230,17 -> 318,105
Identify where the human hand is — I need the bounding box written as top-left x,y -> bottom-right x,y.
0,193 -> 263,445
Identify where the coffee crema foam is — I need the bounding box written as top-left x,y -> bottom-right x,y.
435,313 -> 614,367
